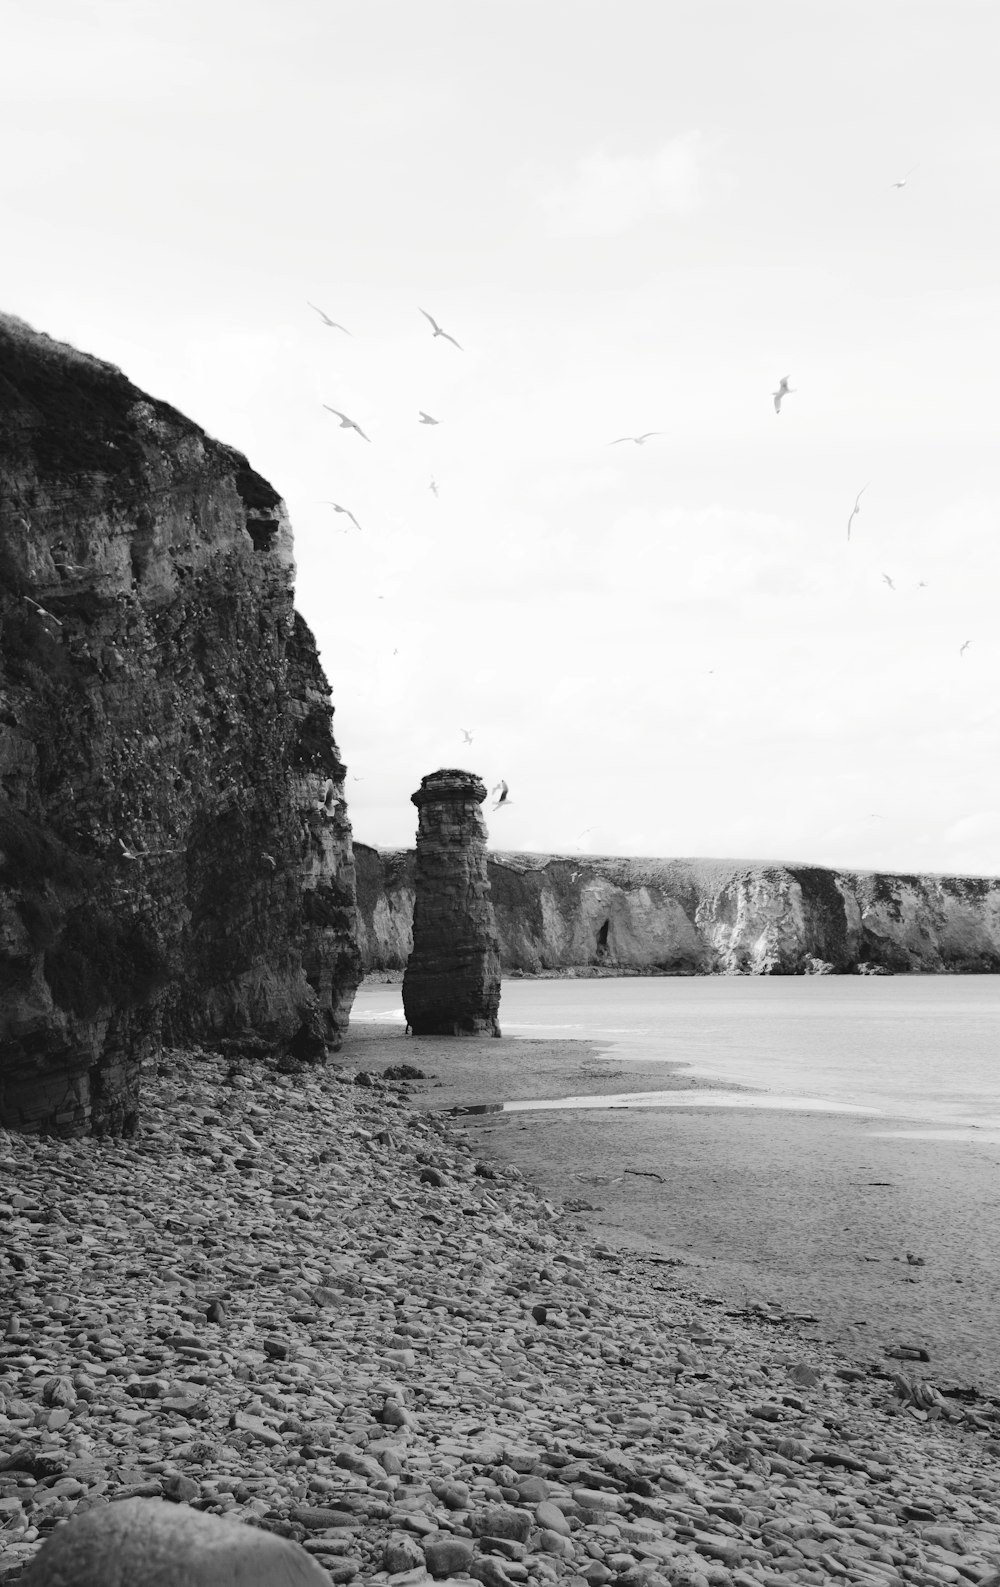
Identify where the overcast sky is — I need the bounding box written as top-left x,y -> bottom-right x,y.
3,1 -> 999,874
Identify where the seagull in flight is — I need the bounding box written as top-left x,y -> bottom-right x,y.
773,376 -> 795,414
882,573 -> 896,590
959,640 -> 971,657
890,166 -> 917,190
491,779 -> 510,810
847,485 -> 868,541
22,595 -> 62,626
429,478 -> 439,497
419,308 -> 462,350
323,502 -> 363,532
322,405 -> 371,442
419,411 -> 440,425
460,727 -> 474,744
118,837 -> 180,860
609,432 -> 660,446
308,302 -> 351,333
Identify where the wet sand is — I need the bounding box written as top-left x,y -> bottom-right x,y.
343,1022 -> 1000,1395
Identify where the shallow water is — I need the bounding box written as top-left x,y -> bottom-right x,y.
353,975 -> 1000,1135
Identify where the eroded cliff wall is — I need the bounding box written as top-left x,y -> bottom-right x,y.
355,845 -> 1000,977
0,314 -> 361,1135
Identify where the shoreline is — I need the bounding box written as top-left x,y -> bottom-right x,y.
346,1023 -> 1000,1397
2,1040 -> 999,1585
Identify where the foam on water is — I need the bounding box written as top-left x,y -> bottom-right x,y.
504,1089 -> 880,1114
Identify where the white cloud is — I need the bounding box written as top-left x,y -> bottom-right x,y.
539,134 -> 706,238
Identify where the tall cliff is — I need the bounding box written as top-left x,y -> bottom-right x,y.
356,845 -> 1000,977
0,314 -> 361,1136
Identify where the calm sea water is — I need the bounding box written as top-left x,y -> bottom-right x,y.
353,975 -> 1000,1138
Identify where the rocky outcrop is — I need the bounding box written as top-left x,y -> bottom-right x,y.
401,770 -> 501,1035
356,846 -> 1000,977
0,313 -> 361,1136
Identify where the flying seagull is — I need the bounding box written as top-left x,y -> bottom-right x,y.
609,432 -> 660,446
308,302 -> 350,333
419,411 -> 440,425
890,166 -> 917,190
491,779 -> 510,810
118,837 -> 180,860
882,573 -> 895,590
460,727 -> 474,743
773,376 -> 795,414
959,640 -> 971,657
419,307 -> 462,350
322,405 -> 371,442
323,502 -> 363,532
22,595 -> 62,626
847,485 -> 868,541
429,478 -> 439,497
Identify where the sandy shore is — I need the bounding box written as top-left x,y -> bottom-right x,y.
344,1024 -> 1000,1396
3,1036 -> 1000,1585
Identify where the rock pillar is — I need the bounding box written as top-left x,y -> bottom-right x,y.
402,769 -> 501,1036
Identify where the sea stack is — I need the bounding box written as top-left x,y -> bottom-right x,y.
402,769 -> 501,1036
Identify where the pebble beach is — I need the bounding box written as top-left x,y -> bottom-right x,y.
1,1029 -> 999,1587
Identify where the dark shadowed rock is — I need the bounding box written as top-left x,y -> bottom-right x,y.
19,1497 -> 333,1585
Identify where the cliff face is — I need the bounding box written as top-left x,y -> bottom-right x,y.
0,314 -> 361,1136
355,846 -> 1000,977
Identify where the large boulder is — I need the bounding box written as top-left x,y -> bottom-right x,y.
19,1497 -> 332,1585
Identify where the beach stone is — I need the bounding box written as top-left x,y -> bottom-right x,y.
536,1500 -> 571,1535
473,1557 -> 517,1587
435,1480 -> 471,1510
470,1505 -> 534,1541
162,1474 -> 200,1503
537,1529 -> 575,1557
292,1507 -> 359,1531
573,1488 -> 626,1513
515,1477 -> 549,1502
423,1535 -> 476,1576
18,1496 -> 333,1585
384,1534 -> 426,1572
788,1362 -> 822,1388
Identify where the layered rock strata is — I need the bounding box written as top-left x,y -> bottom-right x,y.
356,847 -> 1000,976
401,769 -> 501,1034
0,313 -> 361,1136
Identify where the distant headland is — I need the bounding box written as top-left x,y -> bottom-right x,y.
356,845 -> 1000,978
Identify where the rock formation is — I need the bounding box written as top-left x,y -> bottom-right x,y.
0,313 -> 361,1136
401,769 -> 501,1034
356,846 -> 1000,977
19,1496 -> 331,1586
